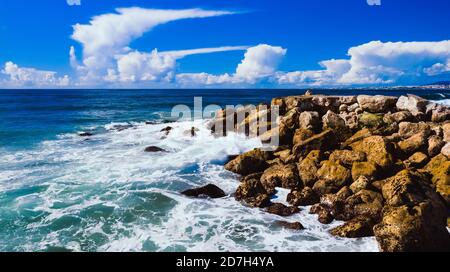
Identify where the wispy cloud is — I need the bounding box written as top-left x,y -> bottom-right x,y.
67,0 -> 81,6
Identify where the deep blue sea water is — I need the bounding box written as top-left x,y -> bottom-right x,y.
0,89 -> 448,252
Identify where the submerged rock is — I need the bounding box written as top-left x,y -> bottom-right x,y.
78,132 -> 93,137
181,184 -> 226,199
144,146 -> 167,153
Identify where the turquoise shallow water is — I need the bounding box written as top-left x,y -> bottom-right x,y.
0,89 -> 448,252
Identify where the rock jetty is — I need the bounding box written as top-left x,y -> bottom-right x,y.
210,92 -> 450,252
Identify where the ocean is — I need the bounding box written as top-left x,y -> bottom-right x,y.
0,89 -> 448,252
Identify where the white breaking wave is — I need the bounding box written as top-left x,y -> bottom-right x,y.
432,99 -> 450,106
0,119 -> 378,252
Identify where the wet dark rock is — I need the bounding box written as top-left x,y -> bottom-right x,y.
144,146 -> 167,153
287,187 -> 319,206
181,184 -> 226,199
78,132 -> 93,137
266,203 -> 300,216
276,221 -> 305,230
160,126 -> 173,135
330,216 -> 376,238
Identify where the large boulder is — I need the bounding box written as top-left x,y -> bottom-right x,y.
322,110 -> 352,141
398,132 -> 428,156
383,111 -> 413,124
287,187 -> 320,206
299,111 -> 321,131
225,149 -> 272,175
428,135 -> 445,157
442,143 -> 450,158
374,170 -> 450,252
359,112 -> 385,129
396,95 -> 429,116
314,160 -> 351,195
404,152 -> 429,169
293,129 -> 315,146
426,103 -> 450,123
424,154 -> 450,206
350,136 -> 394,170
351,161 -> 379,181
235,173 -> 271,208
260,163 -> 300,194
330,216 -> 376,238
297,150 -> 322,187
292,129 -> 337,158
357,95 -> 397,113
329,150 -> 366,167
343,189 -> 384,221
443,123 -> 450,142
398,122 -> 431,139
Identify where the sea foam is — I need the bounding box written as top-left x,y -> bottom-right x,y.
0,119 -> 378,252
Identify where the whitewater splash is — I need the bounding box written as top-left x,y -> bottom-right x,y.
0,119 -> 378,252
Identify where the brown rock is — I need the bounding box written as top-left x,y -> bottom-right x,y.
330,217 -> 376,238
322,110 -> 352,141
287,187 -> 319,206
276,221 -> 305,230
374,170 -> 450,252
359,112 -> 385,129
350,136 -> 394,170
398,132 -> 428,155
424,154 -> 450,206
428,135 -> 445,157
182,184 -> 226,199
343,189 -> 384,221
260,163 -> 300,194
383,111 -> 413,124
293,129 -> 315,146
235,173 -> 271,208
292,129 -> 337,158
329,150 -> 366,167
405,152 -> 429,169
316,160 -> 352,190
351,161 -> 378,181
442,143 -> 450,158
398,122 -> 431,139
310,204 -> 334,224
350,176 -> 370,193
297,150 -> 322,187
357,95 -> 397,113
266,203 -> 300,216
396,94 -> 429,116
443,123 -> 450,142
299,111 -> 321,131
225,149 -> 271,175
374,203 -> 450,252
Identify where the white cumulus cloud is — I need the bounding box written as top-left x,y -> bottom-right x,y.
1,62 -> 70,87
176,44 -> 287,86
70,7 -> 236,85
276,40 -> 450,86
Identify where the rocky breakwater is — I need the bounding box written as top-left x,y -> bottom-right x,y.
210,93 -> 450,252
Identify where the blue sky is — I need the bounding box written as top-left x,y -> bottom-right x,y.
0,0 -> 449,88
